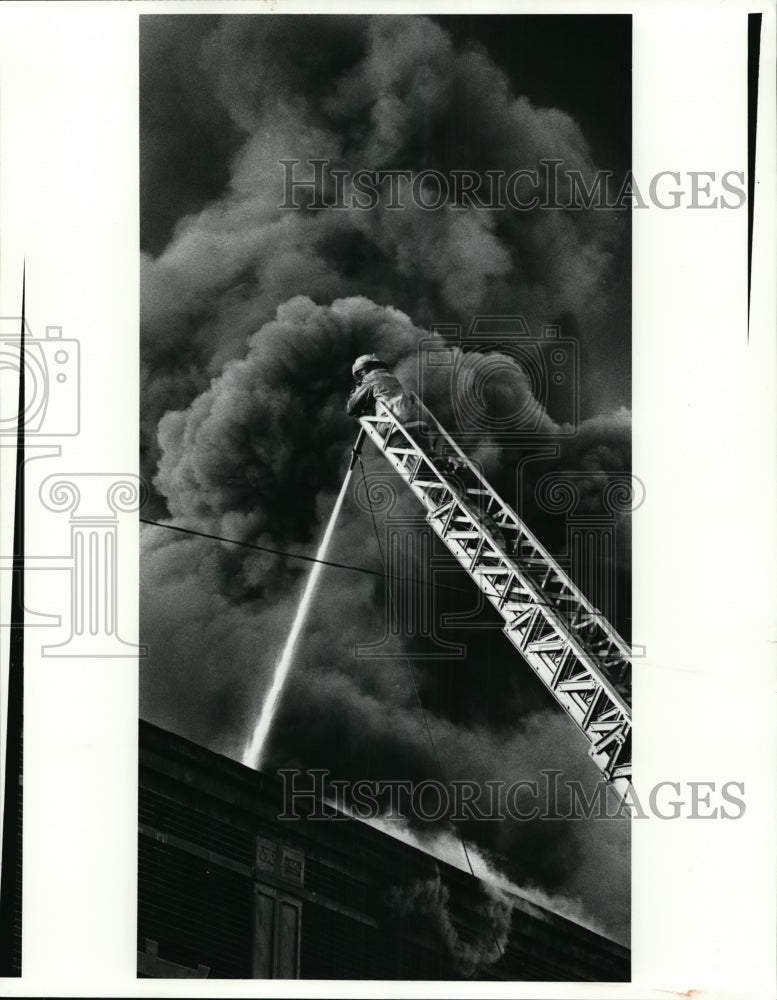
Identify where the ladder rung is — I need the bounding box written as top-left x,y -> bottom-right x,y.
526,637 -> 566,654
358,406 -> 632,785
558,678 -> 597,693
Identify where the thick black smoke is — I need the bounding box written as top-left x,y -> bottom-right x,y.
141,14 -> 630,498
141,297 -> 631,942
140,15 -> 632,944
384,870 -> 513,978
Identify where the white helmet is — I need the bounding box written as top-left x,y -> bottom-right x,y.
352,354 -> 385,379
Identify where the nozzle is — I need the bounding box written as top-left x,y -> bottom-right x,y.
349,427 -> 366,470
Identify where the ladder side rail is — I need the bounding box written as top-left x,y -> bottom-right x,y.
429,495 -> 631,719
358,406 -> 454,492
358,404 -> 632,785
359,405 -> 631,715
409,392 -> 633,661
426,503 -> 631,782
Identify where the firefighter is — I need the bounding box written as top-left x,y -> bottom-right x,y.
346,354 -> 423,431
347,355 -> 469,498
349,353 -> 446,453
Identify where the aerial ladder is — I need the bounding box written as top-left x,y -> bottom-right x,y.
355,395 -> 632,802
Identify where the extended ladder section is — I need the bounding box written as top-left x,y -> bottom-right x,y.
358,395 -> 632,797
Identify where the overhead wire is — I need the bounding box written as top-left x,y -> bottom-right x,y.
142,444 -> 510,960
140,516 -> 386,577
140,511 -> 488,601
139,516 -> 587,617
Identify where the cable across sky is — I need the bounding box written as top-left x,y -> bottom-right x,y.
139,516 -> 473,595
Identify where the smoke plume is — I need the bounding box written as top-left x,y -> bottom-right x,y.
385,869 -> 513,978
140,14 -> 632,946
141,14 -> 630,494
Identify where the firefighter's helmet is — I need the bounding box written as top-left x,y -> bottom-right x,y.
352,354 -> 385,379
